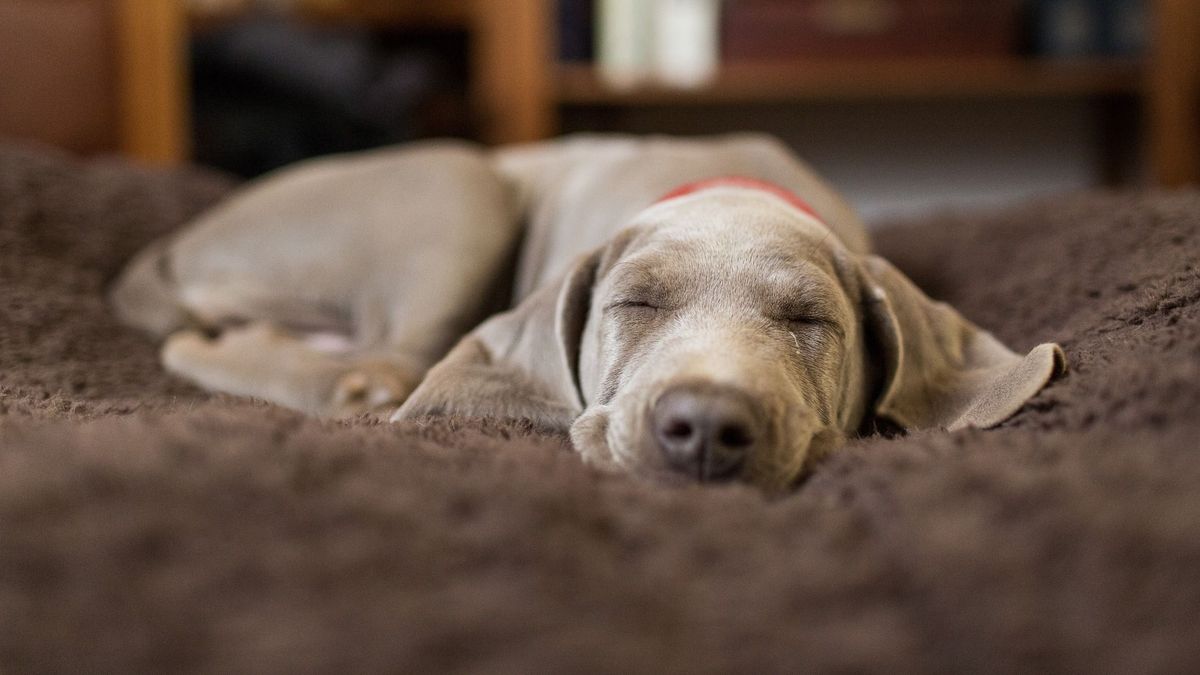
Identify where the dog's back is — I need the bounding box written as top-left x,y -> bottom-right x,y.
493,134 -> 870,301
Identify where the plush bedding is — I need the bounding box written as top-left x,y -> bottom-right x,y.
2,143 -> 1199,672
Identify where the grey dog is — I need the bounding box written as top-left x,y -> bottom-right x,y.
111,134 -> 1065,490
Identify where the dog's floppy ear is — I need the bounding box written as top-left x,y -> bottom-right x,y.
391,248 -> 601,431
856,254 -> 1065,431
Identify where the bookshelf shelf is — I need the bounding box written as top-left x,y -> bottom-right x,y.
292,0 -> 470,28
556,58 -> 1146,105
190,0 -> 471,31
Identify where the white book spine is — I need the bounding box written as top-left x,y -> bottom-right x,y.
653,0 -> 720,88
597,0 -> 655,90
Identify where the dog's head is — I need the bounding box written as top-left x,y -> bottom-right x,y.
395,187 -> 1064,490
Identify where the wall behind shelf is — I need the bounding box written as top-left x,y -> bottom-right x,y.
562,97 -> 1142,225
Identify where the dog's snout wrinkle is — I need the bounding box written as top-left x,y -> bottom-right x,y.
652,383 -> 764,481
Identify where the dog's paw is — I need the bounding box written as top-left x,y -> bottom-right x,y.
331,363 -> 416,417
161,330 -> 218,372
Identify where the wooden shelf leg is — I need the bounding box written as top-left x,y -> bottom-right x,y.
113,0 -> 190,164
471,0 -> 557,144
1149,0 -> 1200,186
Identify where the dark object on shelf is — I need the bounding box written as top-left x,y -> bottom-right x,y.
191,15 -> 472,178
1027,0 -> 1104,57
558,0 -> 595,61
721,0 -> 1022,60
1099,0 -> 1148,56
1027,0 -> 1147,58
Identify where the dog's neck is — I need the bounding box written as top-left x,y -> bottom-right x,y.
656,177 -> 822,222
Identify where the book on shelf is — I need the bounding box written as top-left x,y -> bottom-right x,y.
586,0 -> 1149,91
558,0 -> 594,62
595,0 -> 721,89
654,0 -> 722,87
721,0 -> 1022,61
1027,0 -> 1148,59
596,0 -> 652,88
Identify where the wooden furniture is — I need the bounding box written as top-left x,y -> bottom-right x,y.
0,0 -> 188,163
499,0 -> 1199,186
114,0 -> 191,163
107,0 -> 1198,185
1149,0 -> 1200,185
0,0 -> 124,155
556,57 -> 1146,104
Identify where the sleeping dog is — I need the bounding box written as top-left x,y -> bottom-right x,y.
111,134 -> 1065,489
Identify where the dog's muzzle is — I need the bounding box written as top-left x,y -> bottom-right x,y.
649,382 -> 768,482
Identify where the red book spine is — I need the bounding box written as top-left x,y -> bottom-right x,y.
721,0 -> 1021,61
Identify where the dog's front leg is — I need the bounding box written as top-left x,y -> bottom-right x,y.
162,322 -> 420,418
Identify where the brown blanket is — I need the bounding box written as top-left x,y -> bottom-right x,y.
3,143 -> 1199,672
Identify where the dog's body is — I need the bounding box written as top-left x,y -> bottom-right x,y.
112,134 -> 1064,489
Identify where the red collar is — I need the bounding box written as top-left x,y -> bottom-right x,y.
656,177 -> 820,221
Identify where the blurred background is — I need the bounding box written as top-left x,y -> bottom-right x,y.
1,0 -> 1196,223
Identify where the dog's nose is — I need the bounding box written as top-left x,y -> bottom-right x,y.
652,384 -> 762,481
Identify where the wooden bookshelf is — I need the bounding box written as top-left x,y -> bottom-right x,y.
110,0 -> 1198,185
532,0 -> 1196,186
556,58 -> 1146,105
441,0 -> 1193,185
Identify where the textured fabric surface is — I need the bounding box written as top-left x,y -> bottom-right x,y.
2,144 -> 1200,673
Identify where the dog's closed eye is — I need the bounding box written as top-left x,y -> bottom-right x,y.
768,302 -> 841,334
775,313 -> 823,326
607,299 -> 661,311
763,278 -> 845,335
